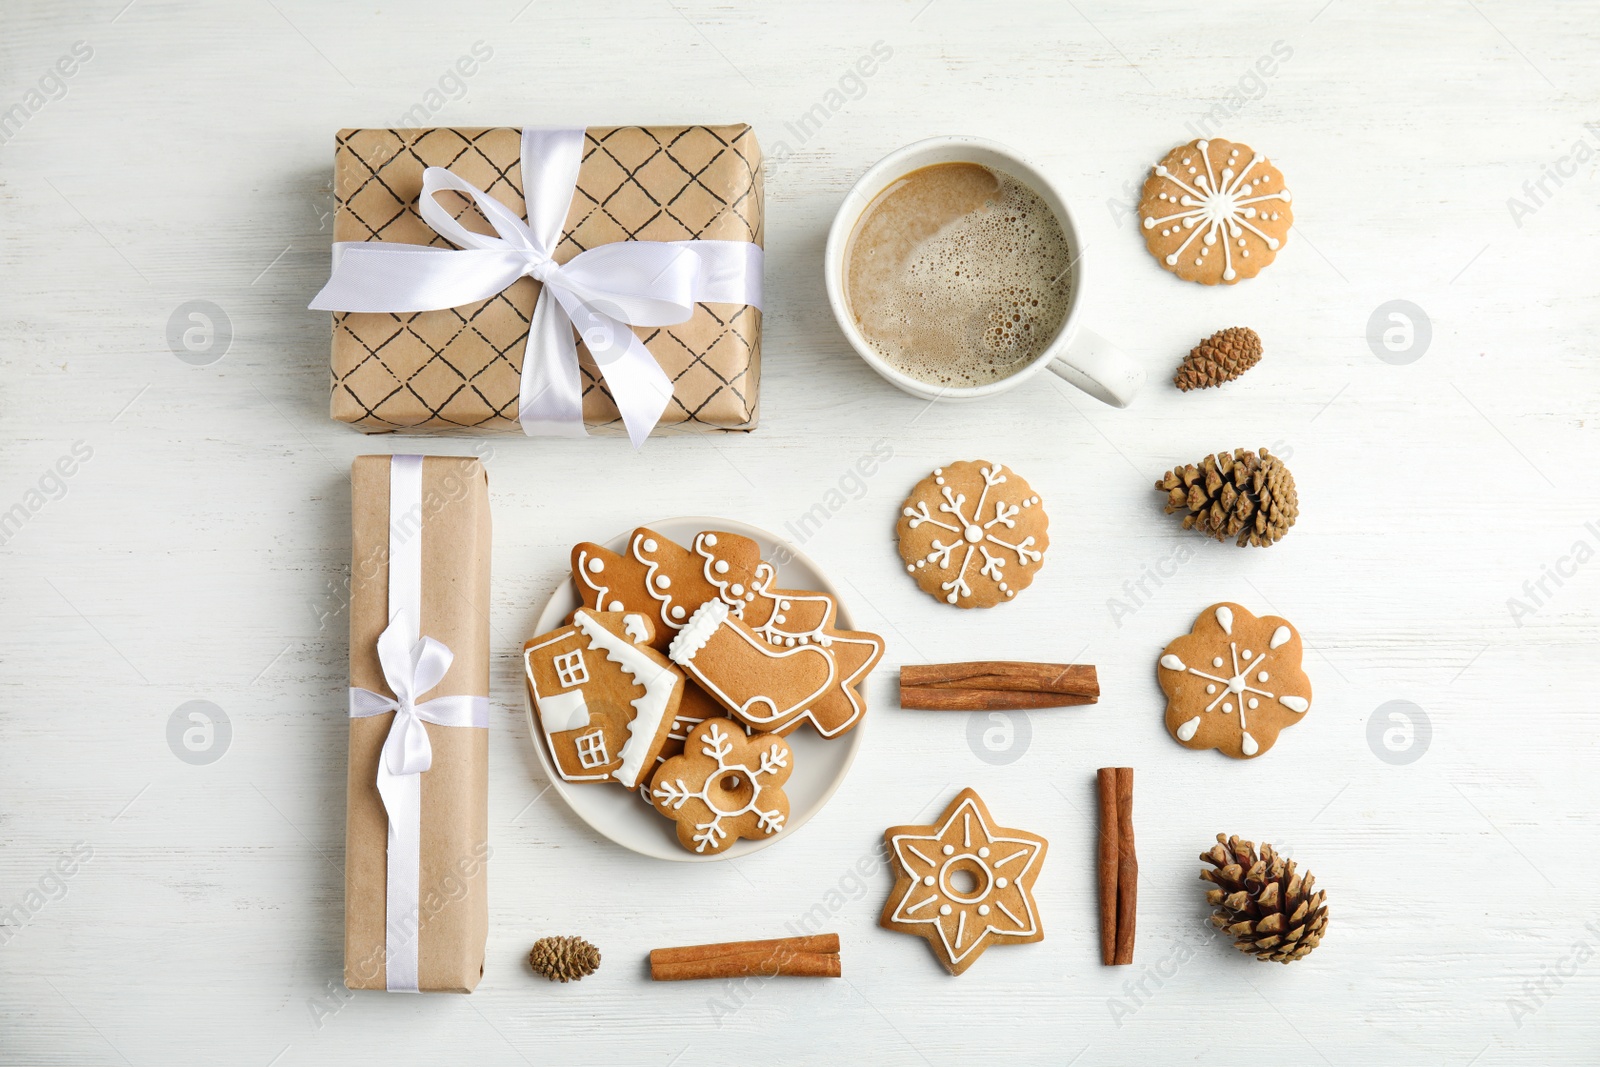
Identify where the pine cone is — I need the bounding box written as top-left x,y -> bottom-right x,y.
528,936 -> 601,982
1174,327 -> 1262,391
1154,447 -> 1298,547
1200,834 -> 1327,964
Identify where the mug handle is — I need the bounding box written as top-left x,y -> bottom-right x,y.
1045,327 -> 1145,408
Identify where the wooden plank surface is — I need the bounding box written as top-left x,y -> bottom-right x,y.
1,0 -> 1597,1062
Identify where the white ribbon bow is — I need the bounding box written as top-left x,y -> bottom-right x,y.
350,613 -> 485,786
310,127 -> 764,447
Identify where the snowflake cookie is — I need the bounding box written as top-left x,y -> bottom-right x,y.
1138,138 -> 1293,286
896,461 -> 1048,608
880,788 -> 1047,975
1157,602 -> 1313,759
649,718 -> 792,854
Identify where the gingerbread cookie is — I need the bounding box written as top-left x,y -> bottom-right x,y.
896,461 -> 1048,607
693,532 -> 885,734
1138,138 -> 1292,286
525,609 -> 684,788
668,599 -> 879,738
572,528 -> 763,650
1158,602 -> 1312,759
880,788 -> 1047,975
649,718 -> 792,854
573,529 -> 764,754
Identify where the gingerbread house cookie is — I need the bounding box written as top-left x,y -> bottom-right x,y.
524,609 -> 684,788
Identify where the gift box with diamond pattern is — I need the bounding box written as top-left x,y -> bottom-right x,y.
326,125 -> 763,435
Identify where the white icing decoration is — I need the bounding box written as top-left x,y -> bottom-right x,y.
942,844 -> 955,856
1206,684 -> 1216,695
538,689 -> 590,734
573,611 -> 681,789
1280,695 -> 1310,713
574,549 -> 612,616
1248,698 -> 1259,709
1258,671 -> 1269,681
730,583 -> 744,596
1141,143 -> 1291,281
1241,731 -> 1260,756
667,599 -> 728,664
1176,716 -> 1201,741
642,538 -> 657,552
702,534 -> 717,546
670,605 -> 685,620
940,904 -> 952,916
651,722 -> 788,852
621,614 -> 649,644
1215,605 -> 1233,634
1241,649 -> 1253,660
1212,657 -> 1224,668
1160,654 -> 1186,671
1270,625 -> 1292,649
715,560 -> 729,574
607,600 -> 623,612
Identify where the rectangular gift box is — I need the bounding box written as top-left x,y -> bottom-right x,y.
345,454 -> 491,992
327,125 -> 764,435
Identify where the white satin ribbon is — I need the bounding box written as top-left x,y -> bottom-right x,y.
310,127 -> 764,447
347,454 -> 489,992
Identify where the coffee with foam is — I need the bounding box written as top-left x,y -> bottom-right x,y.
844,162 -> 1074,388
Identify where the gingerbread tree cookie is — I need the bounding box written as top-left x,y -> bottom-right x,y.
1157,603 -> 1312,759
1139,138 -> 1292,285
897,461 -> 1048,608
880,788 -> 1047,975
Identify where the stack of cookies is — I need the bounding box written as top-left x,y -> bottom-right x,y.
523,527 -> 884,855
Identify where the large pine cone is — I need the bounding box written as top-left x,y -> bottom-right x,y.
1155,447 -> 1298,547
1200,835 -> 1327,963
528,935 -> 601,982
1174,327 -> 1262,391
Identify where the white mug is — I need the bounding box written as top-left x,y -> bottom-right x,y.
824,136 -> 1145,408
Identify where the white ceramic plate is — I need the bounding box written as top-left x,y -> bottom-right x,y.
524,516 -> 866,862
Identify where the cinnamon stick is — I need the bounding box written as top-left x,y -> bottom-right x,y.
1096,768 -> 1120,966
649,934 -> 841,981
1113,767 -> 1138,965
900,662 -> 1099,710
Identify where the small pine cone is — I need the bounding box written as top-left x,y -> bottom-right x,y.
1154,447 -> 1298,547
1200,834 -> 1328,963
1174,327 -> 1262,391
528,936 -> 601,982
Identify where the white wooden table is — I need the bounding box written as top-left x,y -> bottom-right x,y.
4,0 -> 1597,1062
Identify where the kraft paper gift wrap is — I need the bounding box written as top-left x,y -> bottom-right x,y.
345,454 -> 490,992
326,125 -> 764,435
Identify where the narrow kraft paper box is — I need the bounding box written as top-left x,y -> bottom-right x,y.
345,454 -> 490,992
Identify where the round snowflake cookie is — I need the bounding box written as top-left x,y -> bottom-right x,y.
896,461 -> 1048,608
1138,138 -> 1293,286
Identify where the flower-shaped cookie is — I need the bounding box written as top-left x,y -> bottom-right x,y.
1138,138 -> 1292,285
897,461 -> 1048,608
1157,602 -> 1312,759
648,718 -> 792,854
880,788 -> 1047,975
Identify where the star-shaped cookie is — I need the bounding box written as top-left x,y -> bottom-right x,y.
880,788 -> 1047,975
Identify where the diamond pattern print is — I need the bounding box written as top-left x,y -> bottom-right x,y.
327,126 -> 764,435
